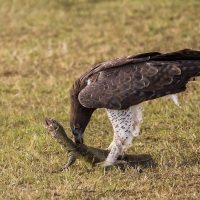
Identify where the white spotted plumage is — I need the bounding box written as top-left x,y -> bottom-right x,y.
105,104 -> 143,165
165,94 -> 181,108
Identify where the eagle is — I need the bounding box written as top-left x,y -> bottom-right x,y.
69,49 -> 200,166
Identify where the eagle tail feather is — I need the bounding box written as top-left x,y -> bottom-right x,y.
152,49 -> 200,61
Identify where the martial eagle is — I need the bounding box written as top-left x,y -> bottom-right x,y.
69,49 -> 200,166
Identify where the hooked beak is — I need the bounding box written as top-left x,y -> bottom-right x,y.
73,129 -> 84,144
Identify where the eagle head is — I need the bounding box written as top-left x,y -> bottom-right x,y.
70,90 -> 95,144
70,108 -> 94,144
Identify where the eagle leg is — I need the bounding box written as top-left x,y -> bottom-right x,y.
102,105 -> 143,167
106,140 -> 115,151
95,161 -> 115,167
120,151 -> 126,160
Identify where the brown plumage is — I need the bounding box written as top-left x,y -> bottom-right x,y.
69,49 -> 200,166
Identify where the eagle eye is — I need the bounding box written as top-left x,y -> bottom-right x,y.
74,124 -> 80,129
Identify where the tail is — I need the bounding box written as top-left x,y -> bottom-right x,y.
152,49 -> 200,77
152,49 -> 200,61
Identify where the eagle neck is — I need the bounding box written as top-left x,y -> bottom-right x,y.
70,79 -> 96,133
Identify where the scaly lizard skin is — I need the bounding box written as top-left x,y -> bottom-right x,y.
44,117 -> 154,170
44,117 -> 109,168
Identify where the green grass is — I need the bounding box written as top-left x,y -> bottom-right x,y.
0,0 -> 200,199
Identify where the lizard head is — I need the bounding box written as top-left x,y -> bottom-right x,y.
44,117 -> 65,138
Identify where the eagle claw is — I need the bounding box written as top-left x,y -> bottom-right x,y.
95,161 -> 114,167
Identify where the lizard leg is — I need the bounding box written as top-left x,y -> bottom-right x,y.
62,152 -> 76,169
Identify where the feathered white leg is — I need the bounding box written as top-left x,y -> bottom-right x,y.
97,105 -> 143,167
107,140 -> 115,151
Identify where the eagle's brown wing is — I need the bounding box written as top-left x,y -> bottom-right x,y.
78,49 -> 200,110
79,51 -> 161,82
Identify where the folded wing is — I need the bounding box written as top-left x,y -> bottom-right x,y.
78,49 -> 200,110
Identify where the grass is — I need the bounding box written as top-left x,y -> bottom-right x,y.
0,0 -> 200,199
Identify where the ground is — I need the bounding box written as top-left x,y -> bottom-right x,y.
0,0 -> 199,199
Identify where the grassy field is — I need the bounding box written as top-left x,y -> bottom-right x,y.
0,0 -> 200,199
